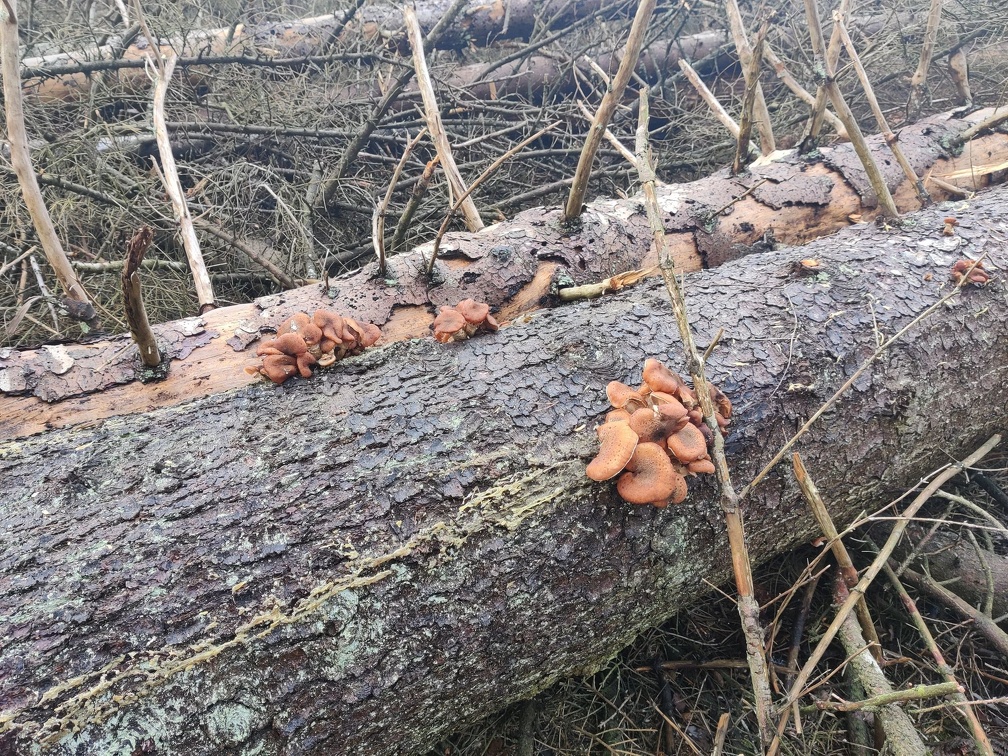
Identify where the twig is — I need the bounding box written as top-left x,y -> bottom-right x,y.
763,43 -> 847,139
732,21 -> 768,175
907,0 -> 944,120
899,564 -> 1008,658
739,253 -> 991,501
390,158 -> 440,253
712,712 -> 731,756
317,0 -> 468,211
405,6 -> 483,233
767,435 -> 1002,756
801,0 -> 853,151
427,121 -> 560,274
802,0 -> 900,219
576,101 -> 639,169
875,546 -> 995,756
793,453 -> 881,659
947,47 -> 972,109
562,0 -> 657,224
556,266 -> 657,302
723,0 -> 774,155
677,58 -> 741,140
147,51 -> 215,312
374,128 -> 427,276
835,15 -> 930,206
0,0 -> 97,327
121,226 -> 160,368
955,108 -> 1008,147
28,254 -> 59,331
785,570 -> 821,690
191,219 -> 297,290
815,681 -> 962,713
635,87 -> 774,748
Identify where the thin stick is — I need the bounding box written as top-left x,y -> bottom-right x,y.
577,101 -> 639,169
803,0 -> 900,219
374,128 -> 427,276
766,435 -> 1002,756
0,0 -> 97,327
723,0 -> 775,154
801,0 -> 853,151
876,549 -> 995,756
390,157 -> 440,253
763,43 -> 847,139
191,218 -> 296,290
816,681 -> 961,712
428,121 -> 560,274
562,0 -> 657,224
635,87 -> 774,748
732,21 -> 768,174
677,58 -> 741,140
148,52 -> 215,312
712,712 -> 731,756
793,453 -> 881,659
956,108 -> 1008,146
739,252 -> 990,502
121,226 -> 160,368
404,6 -> 483,233
907,0 -> 944,120
835,15 -> 930,205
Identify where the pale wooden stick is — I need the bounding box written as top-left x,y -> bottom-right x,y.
0,0 -> 97,327
636,87 -> 775,748
956,107 -> 1008,145
766,435 -> 1002,756
577,101 -> 639,169
723,0 -> 775,154
374,128 -> 427,276
793,453 -> 881,658
678,58 -> 740,139
732,21 -> 767,174
563,0 -> 656,223
150,52 -> 215,312
803,0 -> 900,219
948,46 -> 972,108
121,226 -> 160,368
802,0 -> 853,150
876,552 -> 995,756
835,15 -> 930,205
763,43 -> 847,139
404,6 -> 483,233
191,218 -> 296,290
390,157 -> 439,252
908,0 -> 944,120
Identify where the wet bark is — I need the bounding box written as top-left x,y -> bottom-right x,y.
1,109 -> 1005,440
1,185 -> 1006,756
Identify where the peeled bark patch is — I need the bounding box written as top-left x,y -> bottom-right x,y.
0,186 -> 1005,755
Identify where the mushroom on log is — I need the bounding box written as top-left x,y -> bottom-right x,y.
0,190 -> 1006,755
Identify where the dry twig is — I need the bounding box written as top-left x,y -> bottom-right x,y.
732,21 -> 768,175
563,0 -> 657,223
635,88 -> 774,748
723,0 -> 774,155
907,0 -> 945,120
121,226 -> 160,368
374,128 -> 427,276
404,5 -> 482,233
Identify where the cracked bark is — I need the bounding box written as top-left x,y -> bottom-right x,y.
0,185 -> 1006,756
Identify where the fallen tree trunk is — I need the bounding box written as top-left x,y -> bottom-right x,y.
1,109 -> 1005,440
0,185 -> 1005,755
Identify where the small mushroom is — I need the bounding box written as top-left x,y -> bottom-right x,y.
606,381 -> 647,411
586,422 -> 639,481
687,458 -> 716,475
616,442 -> 687,506
642,358 -> 684,395
312,309 -> 345,354
628,402 -> 688,444
951,259 -> 990,286
942,216 -> 959,236
668,422 -> 708,463
606,408 -> 632,424
433,307 -> 467,343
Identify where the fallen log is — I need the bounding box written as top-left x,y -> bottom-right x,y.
1,109 -> 1005,440
0,183 -> 1005,756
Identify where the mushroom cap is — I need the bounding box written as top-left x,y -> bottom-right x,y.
687,458 -> 716,475
261,354 -> 298,384
605,408 -> 632,424
357,322 -> 382,348
278,312 -> 312,337
433,307 -> 466,343
628,402 -> 688,444
668,422 -> 708,463
586,421 -> 639,481
456,298 -> 491,324
273,332 -> 309,356
606,380 -> 646,411
296,351 -> 317,379
616,442 -> 685,505
642,358 -> 684,395
313,309 -> 345,352
710,385 -> 732,419
483,314 -> 500,332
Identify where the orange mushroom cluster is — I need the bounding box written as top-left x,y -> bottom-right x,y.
245,309 -> 381,384
586,358 -> 733,508
951,259 -> 990,286
433,299 -> 500,343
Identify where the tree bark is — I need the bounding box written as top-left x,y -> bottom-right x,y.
0,109 -> 1005,440
1,183 -> 1006,756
